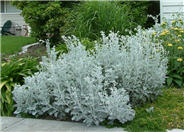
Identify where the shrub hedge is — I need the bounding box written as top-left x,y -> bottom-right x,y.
12,1 -> 159,45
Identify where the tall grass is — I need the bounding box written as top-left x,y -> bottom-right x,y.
69,1 -> 148,40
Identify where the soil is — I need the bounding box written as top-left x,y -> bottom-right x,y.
19,44 -> 47,60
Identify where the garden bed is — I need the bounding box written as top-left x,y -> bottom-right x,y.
1,1 -> 184,132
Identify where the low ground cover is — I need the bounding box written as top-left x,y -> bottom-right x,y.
1,36 -> 36,55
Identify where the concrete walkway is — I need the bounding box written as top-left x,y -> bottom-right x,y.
0,117 -> 183,132
0,117 -> 125,132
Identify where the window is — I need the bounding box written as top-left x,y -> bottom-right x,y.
0,1 -> 21,13
0,1 -> 5,13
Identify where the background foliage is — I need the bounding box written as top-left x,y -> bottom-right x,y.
66,1 -> 148,40
12,1 -> 159,45
11,1 -> 77,45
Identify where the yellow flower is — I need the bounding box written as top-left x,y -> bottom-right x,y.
177,58 -> 183,62
164,29 -> 169,33
160,30 -> 170,36
152,32 -> 157,35
174,27 -> 179,31
175,39 -> 180,42
168,43 -> 173,47
180,30 -> 184,33
177,46 -> 183,50
172,20 -> 176,24
160,32 -> 166,36
161,22 -> 167,25
178,35 -> 182,37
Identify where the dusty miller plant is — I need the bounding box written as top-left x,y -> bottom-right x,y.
13,28 -> 167,126
94,29 -> 167,105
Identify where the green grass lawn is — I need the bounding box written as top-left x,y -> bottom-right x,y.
1,36 -> 36,55
102,88 -> 184,132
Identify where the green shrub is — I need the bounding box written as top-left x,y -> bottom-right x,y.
153,15 -> 184,88
67,1 -> 149,40
12,1 -> 159,45
0,57 -> 39,116
11,1 -> 77,45
120,1 -> 160,28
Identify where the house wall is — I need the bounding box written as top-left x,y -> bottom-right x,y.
0,13 -> 28,36
160,0 -> 184,22
0,13 -> 26,27
0,1 -> 29,36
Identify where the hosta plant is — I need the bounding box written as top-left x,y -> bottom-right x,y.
13,29 -> 167,126
0,57 -> 39,116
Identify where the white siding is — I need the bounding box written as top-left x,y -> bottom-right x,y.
160,0 -> 184,22
0,13 -> 26,27
0,1 -> 27,35
0,13 -> 29,36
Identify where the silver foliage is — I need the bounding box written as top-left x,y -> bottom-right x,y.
13,28 -> 167,126
94,29 -> 167,105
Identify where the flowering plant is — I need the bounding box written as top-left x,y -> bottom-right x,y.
153,15 -> 184,87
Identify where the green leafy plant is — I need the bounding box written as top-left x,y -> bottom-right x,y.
12,1 -> 159,46
153,15 -> 184,88
67,1 -> 149,40
11,1 -> 77,45
0,57 -> 39,116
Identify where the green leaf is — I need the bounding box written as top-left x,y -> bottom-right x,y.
167,78 -> 173,86
5,84 -> 12,92
0,81 -> 8,89
18,73 -> 27,77
5,91 -> 12,104
172,74 -> 182,79
174,80 -> 182,87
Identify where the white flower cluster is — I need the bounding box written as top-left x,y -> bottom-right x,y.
13,29 -> 167,126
